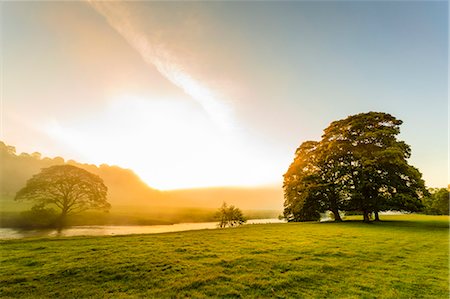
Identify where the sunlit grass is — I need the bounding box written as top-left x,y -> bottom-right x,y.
0,215 -> 448,298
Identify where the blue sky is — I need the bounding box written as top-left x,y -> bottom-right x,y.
2,1 -> 448,189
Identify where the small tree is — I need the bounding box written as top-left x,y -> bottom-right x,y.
15,165 -> 110,228
216,202 -> 246,228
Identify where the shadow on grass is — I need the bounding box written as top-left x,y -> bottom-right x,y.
373,219 -> 449,229
319,218 -> 449,230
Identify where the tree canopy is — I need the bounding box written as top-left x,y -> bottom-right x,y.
283,112 -> 427,222
15,165 -> 110,228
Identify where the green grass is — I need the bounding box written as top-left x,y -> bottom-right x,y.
1,215 -> 448,298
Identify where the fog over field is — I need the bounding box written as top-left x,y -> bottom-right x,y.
0,141 -> 281,227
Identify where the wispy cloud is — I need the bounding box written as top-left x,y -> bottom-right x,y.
87,1 -> 234,131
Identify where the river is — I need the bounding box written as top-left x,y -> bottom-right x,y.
0,218 -> 285,239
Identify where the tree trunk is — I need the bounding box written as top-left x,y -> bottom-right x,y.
329,194 -> 342,222
363,210 -> 370,223
374,211 -> 380,221
332,209 -> 342,222
56,211 -> 68,231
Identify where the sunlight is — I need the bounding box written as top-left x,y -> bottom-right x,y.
89,1 -> 234,132
168,68 -> 233,132
44,95 -> 283,190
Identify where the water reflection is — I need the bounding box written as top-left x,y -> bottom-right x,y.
0,218 -> 285,239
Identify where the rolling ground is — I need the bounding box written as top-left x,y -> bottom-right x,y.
0,215 -> 448,298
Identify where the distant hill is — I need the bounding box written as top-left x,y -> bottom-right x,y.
0,141 -> 283,215
0,141 -> 164,211
166,186 -> 283,210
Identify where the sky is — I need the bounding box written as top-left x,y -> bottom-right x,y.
1,1 -> 448,190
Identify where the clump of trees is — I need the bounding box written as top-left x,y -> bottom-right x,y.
15,165 -> 110,229
283,112 -> 427,222
422,187 -> 449,215
0,141 -> 66,197
216,202 -> 246,228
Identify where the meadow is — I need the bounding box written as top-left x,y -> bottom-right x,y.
0,215 -> 448,298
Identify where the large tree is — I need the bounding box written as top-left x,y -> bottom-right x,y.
283,112 -> 426,222
283,140 -> 347,222
15,165 -> 110,228
283,141 -> 325,221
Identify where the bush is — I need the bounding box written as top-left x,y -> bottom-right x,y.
16,206 -> 59,228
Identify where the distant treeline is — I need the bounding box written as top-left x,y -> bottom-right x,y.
0,141 -> 162,206
422,188 -> 449,216
0,141 -> 281,228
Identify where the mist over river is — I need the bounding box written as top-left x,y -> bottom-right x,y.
0,218 -> 285,239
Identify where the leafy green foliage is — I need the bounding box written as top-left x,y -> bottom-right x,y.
283,141 -> 323,222
15,165 -> 110,227
423,188 -> 449,215
284,112 -> 426,222
16,206 -> 59,228
0,215 -> 448,298
216,202 -> 246,228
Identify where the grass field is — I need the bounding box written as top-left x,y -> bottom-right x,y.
1,215 -> 448,298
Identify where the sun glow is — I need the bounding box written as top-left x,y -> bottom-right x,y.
44,95 -> 282,190
29,2 -> 287,190
88,1 -> 234,132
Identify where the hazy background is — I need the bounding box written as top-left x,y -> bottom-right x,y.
2,1 -> 447,193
